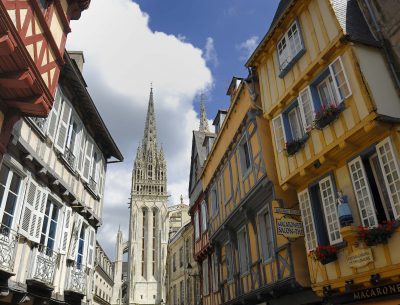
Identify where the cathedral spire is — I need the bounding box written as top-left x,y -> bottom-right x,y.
199,94 -> 209,132
143,86 -> 157,150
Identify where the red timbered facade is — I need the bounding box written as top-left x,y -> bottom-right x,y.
0,0 -> 90,162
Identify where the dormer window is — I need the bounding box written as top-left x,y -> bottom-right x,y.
277,20 -> 304,77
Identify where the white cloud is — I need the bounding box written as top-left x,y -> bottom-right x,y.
68,0 -> 212,258
237,35 -> 259,60
204,37 -> 219,68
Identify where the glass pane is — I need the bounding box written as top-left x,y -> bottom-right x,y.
4,193 -> 17,215
47,238 -> 55,251
42,216 -> 48,234
9,174 -> 20,194
1,214 -> 12,229
49,221 -> 57,239
51,205 -> 59,221
78,239 -> 84,255
0,186 -> 5,208
0,166 -> 9,186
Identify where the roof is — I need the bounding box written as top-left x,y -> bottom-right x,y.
212,109 -> 228,126
61,51 -> 123,162
246,0 -> 379,67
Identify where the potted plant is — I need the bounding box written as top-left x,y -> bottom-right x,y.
314,103 -> 344,129
309,245 -> 338,265
357,220 -> 397,246
284,138 -> 307,156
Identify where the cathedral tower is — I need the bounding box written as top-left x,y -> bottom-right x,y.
128,88 -> 169,304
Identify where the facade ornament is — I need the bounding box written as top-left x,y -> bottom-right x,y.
337,190 -> 353,227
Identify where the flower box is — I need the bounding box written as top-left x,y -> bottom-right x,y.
284,137 -> 307,156
309,245 -> 338,265
314,103 -> 344,130
357,220 -> 397,246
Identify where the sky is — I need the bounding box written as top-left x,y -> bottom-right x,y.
67,0 -> 279,259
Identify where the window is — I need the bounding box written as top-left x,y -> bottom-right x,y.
186,278 -> 191,304
225,243 -> 234,282
65,118 -> 79,168
0,165 -> 21,231
258,208 -> 274,261
40,198 -> 59,252
279,102 -> 307,145
173,285 -> 177,305
194,211 -> 200,240
317,75 -> 339,107
152,210 -> 157,276
272,116 -> 286,152
239,136 -> 252,175
237,228 -> 250,274
142,209 -> 147,277
173,253 -> 176,272
185,238 -> 191,265
346,137 -> 400,226
180,280 -> 184,305
298,175 -> 341,251
201,202 -> 207,233
211,253 -> 219,292
210,187 -> 218,217
277,20 -> 303,73
179,246 -> 184,268
77,225 -> 86,268
298,87 -> 314,130
202,258 -> 209,296
38,0 -> 47,10
287,106 -> 305,140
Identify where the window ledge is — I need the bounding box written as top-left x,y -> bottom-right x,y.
278,49 -> 306,79
84,182 -> 100,200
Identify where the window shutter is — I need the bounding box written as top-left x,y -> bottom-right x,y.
298,189 -> 318,251
47,89 -> 62,141
298,87 -> 315,130
67,214 -> 83,261
34,187 -> 48,243
83,139 -> 93,181
376,137 -> 400,219
329,56 -> 351,102
272,115 -> 286,152
78,130 -> 86,175
19,179 -> 37,239
54,101 -> 72,153
98,157 -> 105,196
319,176 -> 342,244
348,157 -> 378,227
59,206 -> 72,254
86,226 -> 96,269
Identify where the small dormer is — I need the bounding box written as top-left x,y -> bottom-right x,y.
226,76 -> 244,100
212,109 -> 228,134
203,134 -> 216,156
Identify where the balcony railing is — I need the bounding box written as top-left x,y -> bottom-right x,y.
0,227 -> 18,274
63,146 -> 76,169
88,176 -> 97,194
65,262 -> 87,295
29,117 -> 47,134
28,244 -> 59,286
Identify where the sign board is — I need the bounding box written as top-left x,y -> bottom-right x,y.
347,248 -> 373,268
274,207 -> 301,216
276,215 -> 304,241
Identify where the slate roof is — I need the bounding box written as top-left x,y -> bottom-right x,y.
246,0 -> 379,67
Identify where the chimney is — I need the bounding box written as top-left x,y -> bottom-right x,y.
68,51 -> 85,72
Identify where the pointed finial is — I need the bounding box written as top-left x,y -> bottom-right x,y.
199,94 -> 209,132
180,195 -> 183,204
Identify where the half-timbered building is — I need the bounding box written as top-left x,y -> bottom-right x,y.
0,0 -> 91,165
200,74 -> 319,305
0,50 -> 122,305
188,96 -> 216,305
247,0 -> 400,304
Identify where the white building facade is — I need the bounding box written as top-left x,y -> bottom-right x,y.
0,51 -> 122,305
91,242 -> 114,305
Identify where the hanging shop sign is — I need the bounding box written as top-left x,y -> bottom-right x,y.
276,215 -> 304,241
347,248 -> 373,268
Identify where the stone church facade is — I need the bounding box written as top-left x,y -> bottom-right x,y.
113,89 -> 169,305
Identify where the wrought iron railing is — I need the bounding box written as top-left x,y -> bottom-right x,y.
0,227 -> 18,274
63,146 -> 76,169
88,176 -> 97,194
65,262 -> 87,295
30,117 -> 47,133
29,244 -> 59,286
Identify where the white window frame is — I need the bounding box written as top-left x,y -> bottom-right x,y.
298,86 -> 315,130
376,137 -> 400,219
39,196 -> 61,252
225,242 -> 234,282
210,186 -> 218,217
202,258 -> 209,296
238,135 -> 252,176
211,252 -> 219,292
319,176 -> 342,245
194,211 -> 200,240
201,201 -> 208,233
329,56 -> 352,102
277,20 -> 303,71
298,189 -> 318,252
348,157 -> 378,227
287,105 -> 305,140
47,88 -> 62,141
272,115 -> 286,153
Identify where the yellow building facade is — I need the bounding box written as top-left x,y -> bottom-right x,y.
200,76 -> 320,305
247,0 -> 400,304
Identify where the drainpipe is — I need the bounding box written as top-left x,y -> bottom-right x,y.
364,0 -> 400,89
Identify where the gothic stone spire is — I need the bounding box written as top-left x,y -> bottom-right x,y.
199,94 -> 209,132
143,86 -> 157,150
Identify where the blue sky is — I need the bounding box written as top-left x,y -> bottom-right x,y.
68,0 -> 279,257
136,0 -> 279,118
